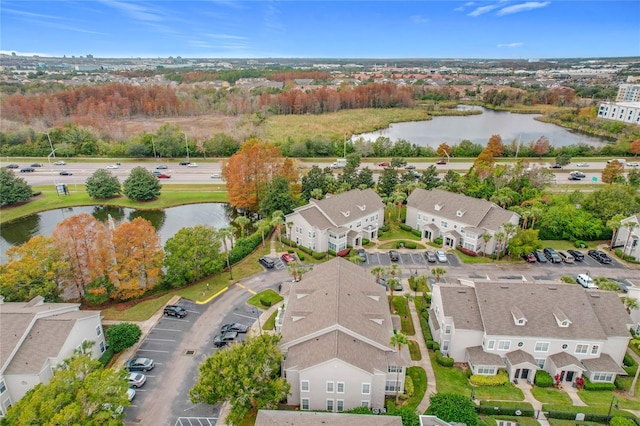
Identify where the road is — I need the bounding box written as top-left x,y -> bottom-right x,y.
6,159 -> 633,187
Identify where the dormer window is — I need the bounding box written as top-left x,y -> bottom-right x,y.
357,204 -> 366,211
434,203 -> 443,211
552,307 -> 571,327
456,209 -> 465,217
341,211 -> 350,217
511,307 -> 526,326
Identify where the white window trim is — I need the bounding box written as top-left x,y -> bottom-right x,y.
326,399 -> 334,412
534,342 -> 550,352
337,399 -> 344,412
497,340 -> 511,351
326,381 -> 334,393
301,380 -> 309,392
487,339 -> 495,350
336,382 -> 345,394
575,344 -> 589,355
362,383 -> 371,395
301,398 -> 310,411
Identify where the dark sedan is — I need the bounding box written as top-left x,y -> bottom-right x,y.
533,250 -> 547,263
213,331 -> 238,347
59,170 -> 73,176
5,164 -> 19,169
388,250 -> 400,262
221,323 -> 250,333
124,357 -> 155,372
20,167 -> 35,173
567,249 -> 585,261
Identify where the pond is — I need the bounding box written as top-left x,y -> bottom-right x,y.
355,107 -> 609,148
1,203 -> 247,263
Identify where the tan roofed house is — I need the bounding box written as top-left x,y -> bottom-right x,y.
278,258 -> 409,412
0,296 -> 106,417
405,188 -> 520,254
285,189 -> 384,253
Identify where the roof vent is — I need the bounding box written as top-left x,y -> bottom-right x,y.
434,203 -> 443,211
341,210 -> 350,217
457,209 -> 466,217
357,204 -> 366,211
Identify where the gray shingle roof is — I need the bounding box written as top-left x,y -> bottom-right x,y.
548,351 -> 585,370
439,286 -> 484,331
309,189 -> 384,227
467,346 -> 506,366
407,188 -> 519,232
256,410 -> 403,426
581,354 -> 627,374
505,349 -> 538,367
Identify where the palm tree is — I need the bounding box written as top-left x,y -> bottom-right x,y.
481,232 -> 492,257
389,330 -> 408,402
494,231 -> 505,260
217,226 -> 235,280
287,263 -> 300,282
394,191 -> 406,222
271,210 -> 285,250
519,208 -> 532,229
623,221 -> 639,256
415,274 -> 428,295
286,221 -> 294,241
371,266 -> 385,284
529,206 -> 542,229
388,264 -> 401,298
622,296 -> 639,314
606,214 -> 624,249
234,215 -> 250,239
501,222 -> 517,258
431,266 -> 446,283
255,219 -> 268,248
387,277 -> 400,300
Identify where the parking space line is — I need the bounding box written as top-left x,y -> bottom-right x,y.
163,317 -> 191,322
145,338 -> 177,342
136,349 -> 170,353
234,283 -> 256,294
234,312 -> 257,320
153,328 -> 182,332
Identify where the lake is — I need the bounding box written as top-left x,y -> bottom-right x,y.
355,107 -> 608,148
0,203 -> 241,263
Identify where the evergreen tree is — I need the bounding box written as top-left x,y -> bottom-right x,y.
85,169 -> 121,199
123,166 -> 161,201
0,168 -> 32,206
259,176 -> 295,217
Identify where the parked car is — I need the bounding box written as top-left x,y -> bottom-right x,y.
20,167 -> 35,173
156,173 -> 171,178
156,165 -> 168,169
213,331 -> 238,347
258,256 -> 275,269
377,162 -> 390,167
389,279 -> 403,291
59,170 -> 73,176
533,250 -> 547,263
221,323 -> 250,333
567,249 -> 585,261
127,372 -> 147,388
388,250 -> 400,261
357,248 -> 367,262
187,163 -> 198,167
435,250 -> 448,262
557,251 -> 575,264
53,160 -> 66,165
127,388 -> 136,401
106,164 -> 119,169
576,162 -> 589,167
436,159 -> 447,165
164,305 -> 187,318
30,163 -> 43,167
124,357 -> 155,372
521,252 -> 536,263
588,249 -> 612,264
179,160 -> 191,165
281,253 -> 296,264
607,278 -> 629,293
543,247 -> 562,263
404,164 -> 416,170
576,273 -> 598,289
5,163 -> 19,169
425,251 -> 437,263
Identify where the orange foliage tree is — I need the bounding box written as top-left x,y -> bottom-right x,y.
52,213 -> 110,301
110,218 -> 164,300
601,160 -> 625,184
485,134 -> 504,157
224,138 -> 297,212
630,139 -> 640,157
436,143 -> 452,159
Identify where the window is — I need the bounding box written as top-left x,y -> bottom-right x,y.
388,365 -> 403,373
444,324 -> 451,334
326,399 -> 334,411
498,340 -> 511,351
337,382 -> 345,393
362,383 -> 371,395
301,398 -> 310,410
517,342 -> 524,347
356,221 -> 362,228
536,358 -> 546,369
301,380 -> 309,392
337,400 -> 344,412
591,345 -> 600,355
442,340 -> 450,351
99,341 -> 105,353
477,366 -> 496,375
487,339 -> 495,350
562,344 -> 568,349
0,380 -> 6,394
385,380 -> 401,392
361,401 -> 370,408
575,344 -> 589,354
326,381 -> 334,393
535,342 -> 550,352
592,372 -> 614,382
96,325 -> 102,336
441,221 -> 448,228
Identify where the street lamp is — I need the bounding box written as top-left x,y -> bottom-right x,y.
47,148 -> 58,186
182,132 -> 189,161
41,132 -> 55,158
151,136 -> 157,159
606,395 -> 619,425
252,308 -> 263,336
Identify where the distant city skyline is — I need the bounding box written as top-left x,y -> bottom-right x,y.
1,1 -> 639,59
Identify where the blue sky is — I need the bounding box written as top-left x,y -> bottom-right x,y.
1,1 -> 639,59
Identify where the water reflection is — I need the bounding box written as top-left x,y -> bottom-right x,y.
1,203 -> 239,263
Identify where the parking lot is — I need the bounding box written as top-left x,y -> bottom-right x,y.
364,250 -> 461,268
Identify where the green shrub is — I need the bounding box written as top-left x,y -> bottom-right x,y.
559,275 -> 575,284
432,342 -> 440,351
574,240 -> 587,248
534,370 -> 553,387
381,224 -> 390,232
582,377 -> 615,391
624,353 -> 637,367
378,230 -> 384,237
412,230 -> 422,237
312,251 -> 327,260
281,236 -> 298,248
466,368 -> 473,379
328,249 -> 336,256
396,241 -> 406,249
105,322 -> 142,353
436,350 -> 454,367
405,241 -> 417,249
362,238 -> 370,245
400,375 -> 414,400
434,237 -> 443,245
298,245 -> 313,255
470,370 -> 509,386
98,347 -> 114,366
260,298 -> 272,307
297,251 -> 305,261
399,223 -> 412,232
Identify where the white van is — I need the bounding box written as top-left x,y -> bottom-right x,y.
576,274 -> 598,289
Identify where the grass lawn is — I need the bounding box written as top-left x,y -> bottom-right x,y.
1,184 -> 228,224
474,384 -> 524,402
263,309 -> 278,331
247,289 -> 283,310
454,250 -> 496,264
378,230 -> 421,242
390,296 -> 415,336
408,340 -> 422,361
542,403 -> 628,417
530,387 -> 572,405
548,420 -> 600,426
541,240 -> 608,251
404,366 -> 427,411
577,389 -> 640,411
378,241 -> 426,250
430,352 -> 471,397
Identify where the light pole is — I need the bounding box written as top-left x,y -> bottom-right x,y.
47,148 -> 58,186
182,132 -> 189,161
41,132 -> 55,158
253,308 -> 263,336
151,136 -> 157,159
606,395 -> 619,425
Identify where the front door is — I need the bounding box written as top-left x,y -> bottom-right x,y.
566,371 -> 575,382
521,369 -> 530,380
514,369 -> 521,379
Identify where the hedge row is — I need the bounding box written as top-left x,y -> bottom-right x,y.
399,223 -> 412,232
534,370 -> 553,388
297,244 -> 328,260
396,240 -> 418,249
477,401 -> 535,417
470,370 -> 509,386
435,350 -> 454,367
229,225 -> 273,265
280,236 -> 297,248
582,377 -> 616,391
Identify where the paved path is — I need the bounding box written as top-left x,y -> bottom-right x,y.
407,296 -> 437,413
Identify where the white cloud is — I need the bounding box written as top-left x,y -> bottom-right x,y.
203,33 -> 248,40
411,15 -> 429,24
497,42 -> 524,48
98,0 -> 164,22
497,1 -> 550,16
468,4 -> 499,17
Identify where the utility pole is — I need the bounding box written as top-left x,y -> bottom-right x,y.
41,132 -> 55,158
151,136 -> 157,159
183,132 -> 189,161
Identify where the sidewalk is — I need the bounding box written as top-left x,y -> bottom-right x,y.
407,296 -> 437,412
514,382 -> 551,426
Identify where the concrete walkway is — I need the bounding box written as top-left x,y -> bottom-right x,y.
407,296 -> 437,413
514,382 -> 551,426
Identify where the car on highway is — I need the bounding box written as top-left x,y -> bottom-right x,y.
550,164 -> 562,169
213,331 -> 238,347
576,163 -> 590,167
179,160 -> 191,165
567,249 -> 585,261
388,250 -> 400,261
576,273 -> 598,289
281,253 -> 296,264
405,164 -> 416,170
533,250 -> 547,263
30,163 -> 43,167
20,167 -> 35,173
59,170 -> 73,176
152,170 -> 161,175
53,160 -> 66,165
258,256 -> 275,269
377,162 -> 390,167
187,163 -> 198,167
570,171 -> 586,178
164,305 -> 187,318
425,251 -> 437,263
5,163 -> 19,169
106,164 -> 119,169
588,249 -> 612,264
211,173 -> 221,178
357,248 -> 367,262
221,323 -> 250,333
156,165 -> 168,169
568,175 -> 581,181
127,372 -> 147,388
156,173 -> 171,178
124,357 -> 155,372
628,162 -> 640,167
436,159 -> 447,165
435,250 -> 448,262
521,252 -> 536,263
557,251 -> 575,263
